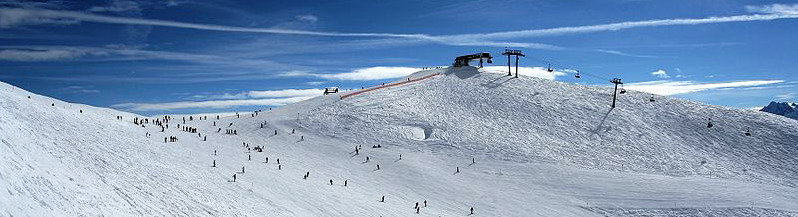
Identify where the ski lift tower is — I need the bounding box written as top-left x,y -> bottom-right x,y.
502,49 -> 525,78
610,78 -> 623,108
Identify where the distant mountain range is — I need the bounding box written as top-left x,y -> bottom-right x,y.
760,101 -> 798,120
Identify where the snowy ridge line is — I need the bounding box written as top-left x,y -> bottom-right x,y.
339,73 -> 441,99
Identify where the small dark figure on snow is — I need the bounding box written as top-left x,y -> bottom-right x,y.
344,180 -> 348,187
376,164 -> 380,170
329,179 -> 333,185
470,207 -> 474,215
380,196 -> 385,202
212,160 -> 216,167
232,174 -> 237,182
241,166 -> 245,174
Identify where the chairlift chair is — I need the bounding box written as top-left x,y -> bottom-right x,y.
619,84 -> 627,94
745,127 -> 752,136
547,64 -> 554,72
707,118 -> 714,128
649,95 -> 655,102
575,70 -> 581,79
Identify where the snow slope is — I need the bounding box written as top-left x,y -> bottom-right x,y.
1,66 -> 798,216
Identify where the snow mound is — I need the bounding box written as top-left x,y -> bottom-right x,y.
303,66 -> 798,187
2,66 -> 798,216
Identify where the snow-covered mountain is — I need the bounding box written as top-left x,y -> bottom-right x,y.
760,101 -> 798,120
2,66 -> 797,216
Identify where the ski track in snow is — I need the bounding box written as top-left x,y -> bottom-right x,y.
1,66 -> 797,216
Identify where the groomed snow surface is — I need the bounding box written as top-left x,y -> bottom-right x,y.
1,66 -> 797,216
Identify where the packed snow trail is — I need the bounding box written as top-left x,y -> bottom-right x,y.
1,66 -> 798,216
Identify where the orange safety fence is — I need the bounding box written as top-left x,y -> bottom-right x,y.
340,73 -> 441,100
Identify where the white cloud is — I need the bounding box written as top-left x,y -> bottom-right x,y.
296,14 -> 318,23
115,88 -> 324,111
281,67 -> 423,81
479,66 -> 566,80
113,96 -> 312,111
651,69 -> 670,78
746,4 -> 798,15
625,80 -> 785,96
247,88 -> 322,98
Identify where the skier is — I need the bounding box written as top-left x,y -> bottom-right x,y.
212,160 -> 216,167
399,154 -> 402,160
277,158 -> 280,164
248,155 -> 251,161
329,179 -> 333,185
416,207 -> 420,214
470,207 -> 474,215
456,167 -> 460,173
291,129 -> 295,134
415,202 -> 419,209
376,164 -> 380,170
274,130 -> 278,135
366,156 -> 369,162
424,200 -> 427,207
232,174 -> 237,182
344,180 -> 348,187
214,150 -> 217,155
305,171 -> 310,179
472,157 -> 476,164
242,166 -> 245,174
278,165 -> 282,170
265,157 -> 269,163
380,196 -> 385,202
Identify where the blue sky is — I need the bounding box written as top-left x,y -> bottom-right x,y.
1,0 -> 797,115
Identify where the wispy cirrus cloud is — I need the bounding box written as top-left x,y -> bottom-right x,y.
3,4 -> 797,49
594,49 -> 657,58
0,45 -> 296,69
746,3 -> 798,15
625,80 -> 785,96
